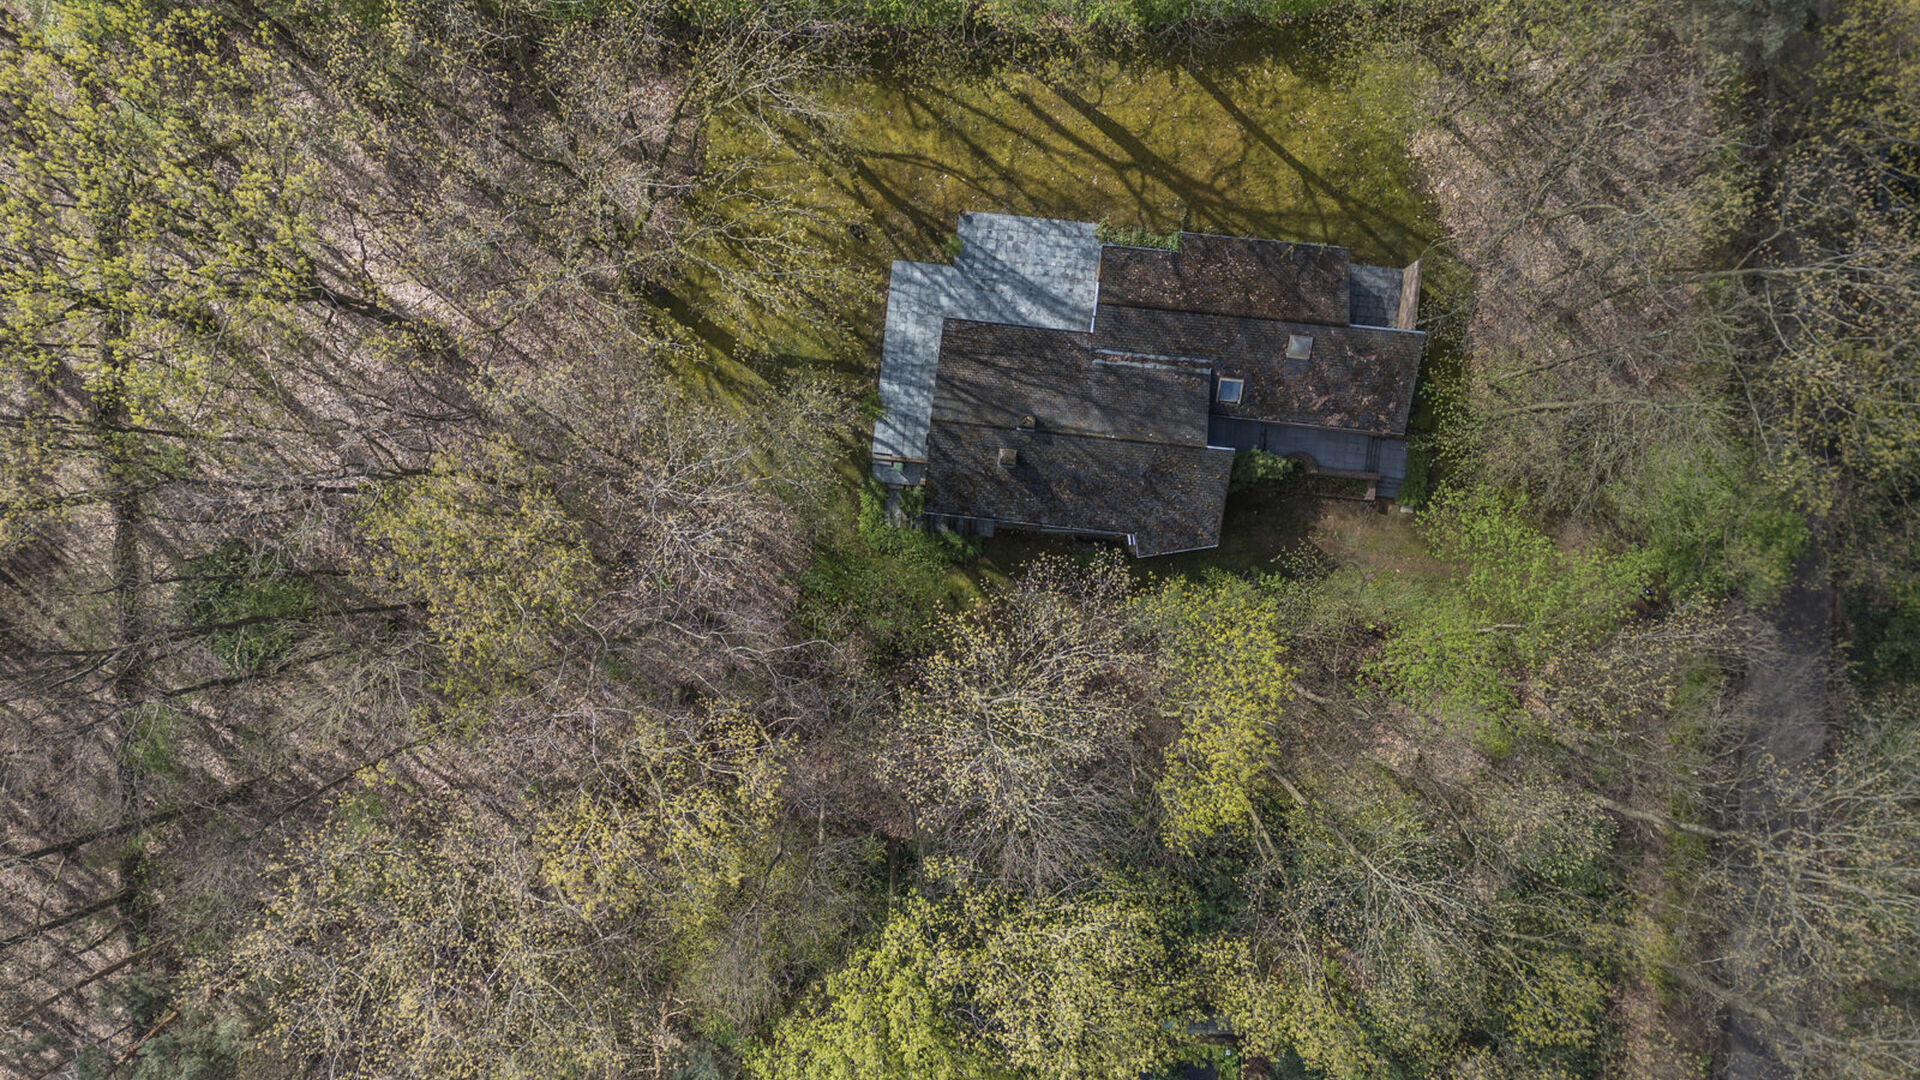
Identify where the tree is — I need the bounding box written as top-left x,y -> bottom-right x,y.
752,899 -> 1013,1080
0,0 -> 313,702
535,703 -> 863,1028
0,3 -> 853,1072
1209,759 -> 1621,1076
877,556 -> 1148,893
359,443 -> 595,706
1135,575 -> 1294,855
0,8 -> 326,1072
1683,692 -> 1920,1079
1406,0 -> 1760,521
1749,0 -> 1920,616
755,887 -> 1199,1080
213,797 -> 671,1079
953,887 -> 1198,1080
1367,487 -> 1646,746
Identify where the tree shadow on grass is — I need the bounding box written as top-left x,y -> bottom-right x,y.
1177,61 -> 1434,259
814,56 -> 1434,265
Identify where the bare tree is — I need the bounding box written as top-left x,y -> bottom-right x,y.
878,557 -> 1150,894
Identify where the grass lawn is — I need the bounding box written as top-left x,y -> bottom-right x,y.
784,28 -> 1434,265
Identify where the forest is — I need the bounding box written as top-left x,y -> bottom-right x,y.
0,0 -> 1916,1078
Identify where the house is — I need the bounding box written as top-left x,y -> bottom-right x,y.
870,212 -> 1425,557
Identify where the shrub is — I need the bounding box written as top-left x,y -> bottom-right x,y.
1607,435 -> 1806,603
796,480 -> 975,660
125,703 -> 185,775
1366,487 -> 1647,729
1395,440 -> 1432,507
1228,447 -> 1296,493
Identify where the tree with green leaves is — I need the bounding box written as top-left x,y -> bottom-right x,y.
755,886 -> 1201,1080
535,702 -> 865,1028
1367,487 -> 1647,747
213,796 -> 671,1080
0,8 -> 324,1069
0,0 -> 314,686
751,898 -> 1015,1080
1136,574 -> 1294,855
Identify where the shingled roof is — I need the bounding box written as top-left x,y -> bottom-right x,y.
931,320 -> 1212,446
1094,304 -> 1423,435
923,423 -> 1233,557
921,319 -> 1229,557
1097,233 -> 1351,324
872,214 -> 1100,468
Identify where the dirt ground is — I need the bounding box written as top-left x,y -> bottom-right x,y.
1718,536 -> 1834,1080
971,487 -> 1444,587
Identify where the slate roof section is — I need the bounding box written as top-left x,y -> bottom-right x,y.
951,213 -> 1103,326
873,262 -> 966,465
1349,263 -> 1404,328
923,423 -> 1234,557
871,213 -> 1099,467
930,320 -> 1212,446
1094,304 -> 1424,434
1097,233 -> 1351,325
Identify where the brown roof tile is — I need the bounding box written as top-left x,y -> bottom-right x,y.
1094,304 -> 1423,434
1097,234 -> 1351,324
930,320 -> 1212,446
923,423 -> 1233,556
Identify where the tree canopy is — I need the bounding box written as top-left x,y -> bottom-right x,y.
2,2 -> 1915,1079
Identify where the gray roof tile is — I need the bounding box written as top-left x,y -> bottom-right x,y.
1349,263 -> 1404,328
871,214 -> 1099,467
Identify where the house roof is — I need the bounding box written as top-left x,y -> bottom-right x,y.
871,213 -> 1426,555
923,423 -> 1233,557
1097,233 -> 1351,325
1348,263 -> 1406,328
1093,304 -> 1424,435
872,214 -> 1099,465
924,319 -> 1224,556
930,320 -> 1212,446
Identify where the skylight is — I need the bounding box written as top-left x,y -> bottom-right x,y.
1216,377 -> 1244,405
1286,334 -> 1314,361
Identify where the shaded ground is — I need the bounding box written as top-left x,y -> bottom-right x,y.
970,488 -> 1433,586
1717,537 -> 1834,1080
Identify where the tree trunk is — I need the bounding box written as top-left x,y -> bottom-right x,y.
91,212 -> 154,955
